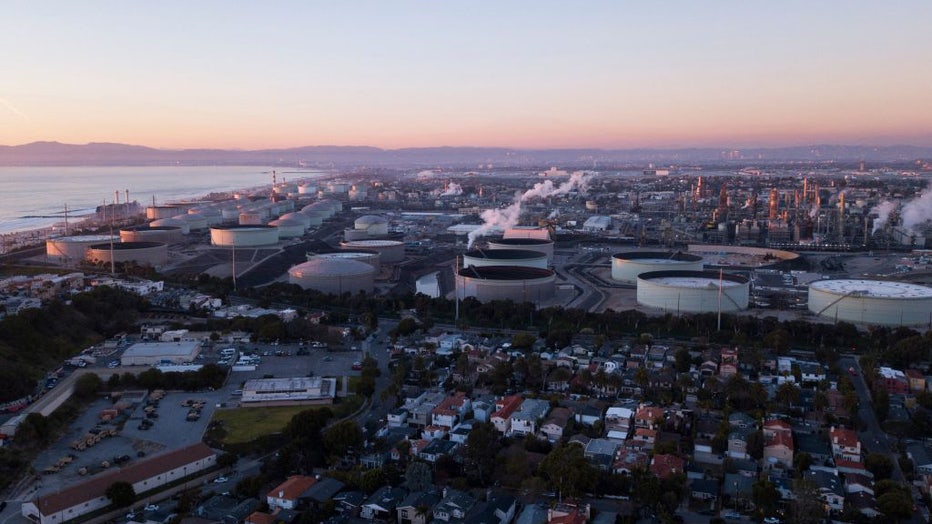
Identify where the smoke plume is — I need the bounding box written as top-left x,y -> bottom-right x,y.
467,172 -> 590,247
440,182 -> 463,197
901,185 -> 932,232
870,200 -> 897,234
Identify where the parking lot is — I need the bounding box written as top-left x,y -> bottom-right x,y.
223,343 -> 363,395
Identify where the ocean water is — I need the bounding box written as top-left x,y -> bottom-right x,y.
0,166 -> 324,234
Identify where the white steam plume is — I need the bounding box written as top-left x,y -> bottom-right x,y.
467,172 -> 590,247
440,182 -> 463,197
901,185 -> 932,232
870,201 -> 897,234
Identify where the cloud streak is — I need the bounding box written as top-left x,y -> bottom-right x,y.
0,95 -> 29,121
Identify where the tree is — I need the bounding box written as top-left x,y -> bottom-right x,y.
511,332 -> 536,349
789,478 -> 823,524
752,479 -> 780,517
864,452 -> 894,480
876,490 -> 913,522
674,347 -> 691,373
746,430 -> 764,461
538,443 -> 596,498
775,382 -> 800,409
794,452 -> 813,474
395,317 -> 419,337
404,461 -> 433,492
464,422 -> 500,485
74,373 -> 102,399
106,481 -> 136,508
323,420 -> 363,464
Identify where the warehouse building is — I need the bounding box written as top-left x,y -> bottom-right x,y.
240,377 -> 337,406
121,340 -> 201,366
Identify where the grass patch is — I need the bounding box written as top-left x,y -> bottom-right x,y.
210,396 -> 365,445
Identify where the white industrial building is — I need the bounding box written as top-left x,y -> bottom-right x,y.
241,377 -> 337,406
808,279 -> 932,326
582,216 -> 612,232
121,341 -> 201,366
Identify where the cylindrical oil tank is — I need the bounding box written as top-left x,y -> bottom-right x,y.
302,202 -> 333,219
486,238 -> 555,263
320,198 -> 342,213
146,205 -> 187,220
210,225 -> 279,247
269,218 -> 306,238
301,210 -> 325,227
636,270 -> 749,313
239,212 -> 264,225
46,235 -> 117,261
344,229 -> 370,241
188,207 -> 223,226
174,213 -> 208,231
456,266 -> 556,303
120,226 -> 184,244
289,257 -> 376,295
340,240 -> 405,263
310,250 -> 381,269
221,207 -> 241,221
149,217 -> 190,235
298,184 -> 317,195
807,279 -> 932,326
611,251 -> 705,284
354,215 -> 389,236
86,241 -> 168,266
278,212 -> 311,228
462,248 -> 548,270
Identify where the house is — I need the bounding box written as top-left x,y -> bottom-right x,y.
407,391 -> 448,427
431,392 -> 471,429
472,397 -> 495,423
796,433 -> 832,465
719,347 -> 738,378
584,438 -> 620,471
612,448 -> 649,475
878,367 -> 909,395
360,486 -> 407,521
491,395 -> 523,434
245,512 -> 275,524
574,403 -> 604,427
300,477 -> 345,512
541,407 -> 572,443
731,458 -> 758,477
650,454 -> 685,479
420,440 -> 458,463
844,473 -> 875,496
387,408 -> 409,428
511,398 -> 550,437
634,405 -> 664,429
690,478 -> 720,503
629,428 -> 657,451
197,495 -> 258,524
798,362 -> 826,383
21,443 -> 216,524
333,491 -> 365,517
763,431 -> 794,469
396,491 -> 441,524
803,470 -> 844,512
449,421 -> 473,444
905,369 -> 926,393
727,427 -> 752,459
267,475 -> 317,511
433,489 -> 476,522
469,493 -> 517,524
728,412 -> 756,430
604,406 -> 633,440
829,426 -> 861,462
547,501 -> 590,524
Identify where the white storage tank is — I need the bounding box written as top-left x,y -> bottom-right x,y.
46,235 -> 116,261
269,218 -> 306,238
636,270 -> 749,313
86,241 -> 168,266
289,257 -> 376,295
807,279 -> 932,326
486,238 -> 555,263
456,266 -> 556,303
309,250 -> 381,269
462,248 -> 548,270
149,217 -> 190,235
120,226 -> 184,244
239,212 -> 264,226
340,240 -> 405,263
210,225 -> 279,247
354,215 -> 389,236
611,251 -> 705,284
298,183 -> 317,195
278,212 -> 311,228
174,213 -> 209,231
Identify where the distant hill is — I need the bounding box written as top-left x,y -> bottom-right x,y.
1,140 -> 931,167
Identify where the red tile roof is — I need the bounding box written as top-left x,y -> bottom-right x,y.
268,475 -> 317,501
650,453 -> 684,479
492,395 -> 523,419
830,426 -> 859,448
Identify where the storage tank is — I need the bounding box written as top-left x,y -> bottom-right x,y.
46,235 -> 116,261
146,205 -> 187,220
456,266 -> 556,303
636,270 -> 749,313
239,212 -> 264,225
309,251 -> 381,269
119,226 -> 184,244
462,248 -> 548,270
149,217 -> 191,235
278,212 -> 311,228
210,225 -> 279,247
340,240 -> 405,263
269,218 -> 306,238
174,213 -> 209,231
86,241 -> 168,266
221,207 -> 241,222
298,183 -> 317,195
807,279 -> 932,326
188,207 -> 223,226
354,215 -> 389,236
486,238 -> 555,263
301,211 -> 324,227
611,251 -> 705,284
302,202 -> 333,219
289,257 -> 376,295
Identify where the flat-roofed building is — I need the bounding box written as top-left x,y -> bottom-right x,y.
240,377 -> 337,406
22,443 -> 216,524
121,340 -> 201,366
